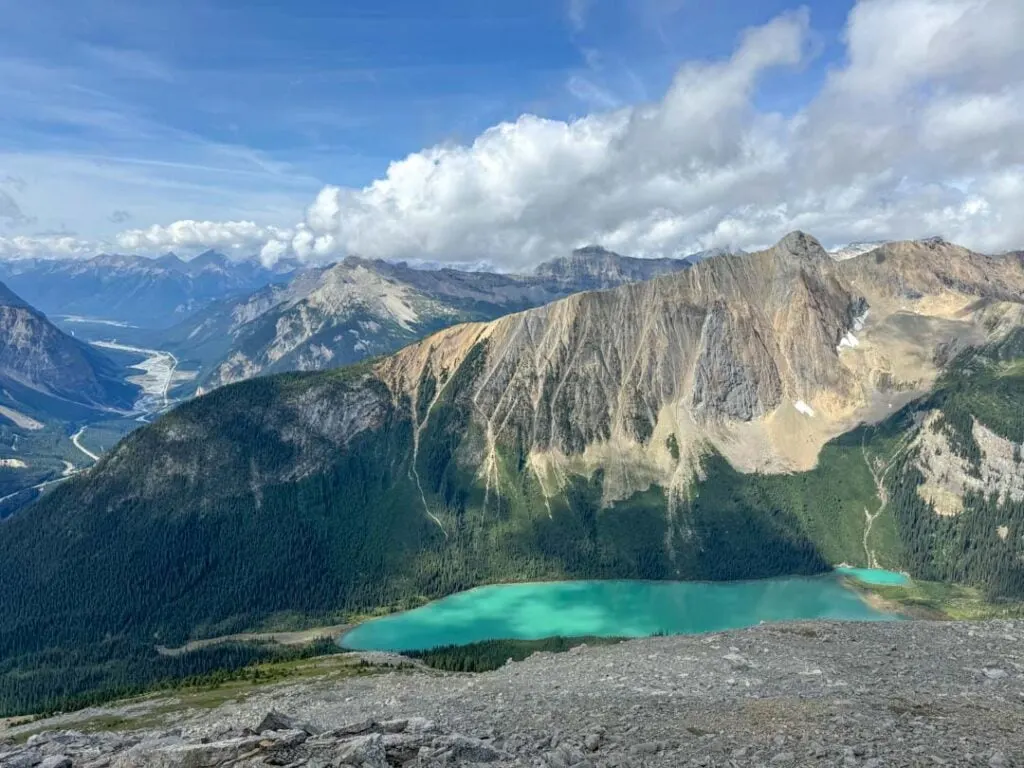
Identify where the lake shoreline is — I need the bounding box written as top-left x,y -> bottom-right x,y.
339,571 -> 906,653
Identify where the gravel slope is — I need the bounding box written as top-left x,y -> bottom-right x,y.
3,620 -> 1023,767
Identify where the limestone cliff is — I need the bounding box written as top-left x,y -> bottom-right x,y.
377,232 -> 1024,501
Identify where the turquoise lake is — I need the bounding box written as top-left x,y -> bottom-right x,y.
340,570 -> 907,652
835,566 -> 910,586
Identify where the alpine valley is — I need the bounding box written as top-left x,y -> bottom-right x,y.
0,246 -> 693,512
3,232 -> 1024,715
0,281 -> 140,508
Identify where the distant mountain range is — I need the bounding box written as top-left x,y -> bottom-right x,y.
828,241 -> 891,260
160,246 -> 703,394
0,250 -> 296,329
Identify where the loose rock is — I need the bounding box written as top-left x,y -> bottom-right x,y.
2,621 -> 1022,768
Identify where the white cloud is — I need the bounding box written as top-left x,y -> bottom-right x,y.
7,0 -> 1024,266
115,220 -> 294,254
835,0 -> 1024,98
255,8 -> 815,266
0,235 -> 93,259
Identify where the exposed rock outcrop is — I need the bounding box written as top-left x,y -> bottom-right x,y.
378,232 -> 1024,499
914,410 -> 1024,516
0,281 -> 138,413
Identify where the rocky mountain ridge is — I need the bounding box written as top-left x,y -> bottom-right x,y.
0,281 -> 137,416
533,245 -> 693,289
375,232 -> 1024,501
168,248 -> 694,393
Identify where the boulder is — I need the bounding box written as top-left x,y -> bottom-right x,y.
255,710 -> 316,735
431,734 -> 504,763
326,719 -> 378,738
113,735 -> 263,767
333,734 -> 388,768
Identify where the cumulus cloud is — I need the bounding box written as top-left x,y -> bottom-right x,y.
247,9 -> 811,267
0,235 -> 93,259
114,220 -> 293,254
19,0 -> 1024,266
237,0 -> 1024,267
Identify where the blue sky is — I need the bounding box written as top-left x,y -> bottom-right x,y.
1,0 -> 1022,263
0,1 -> 849,229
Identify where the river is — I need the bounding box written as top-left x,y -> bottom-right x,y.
90,340 -> 186,419
340,570 -> 908,652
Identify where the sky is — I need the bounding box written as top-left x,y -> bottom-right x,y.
0,0 -> 1022,267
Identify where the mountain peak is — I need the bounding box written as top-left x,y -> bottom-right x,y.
570,244 -> 621,258
774,231 -> 829,262
534,246 -> 688,289
189,250 -> 230,269
153,252 -> 188,272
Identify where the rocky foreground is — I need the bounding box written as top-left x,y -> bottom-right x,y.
3,621 -> 1023,767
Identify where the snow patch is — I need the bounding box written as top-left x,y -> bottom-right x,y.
829,241 -> 888,261
838,332 -> 860,351
795,400 -> 816,418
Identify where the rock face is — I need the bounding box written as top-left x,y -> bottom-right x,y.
174,256 -> 579,393
0,281 -> 137,413
378,232 -> 1024,498
913,411 -> 1024,516
534,244 -> 692,289
3,620 -> 1022,767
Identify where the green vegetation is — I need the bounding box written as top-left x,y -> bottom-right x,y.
690,444 -> 897,571
855,579 -> 1024,620
0,638 -> 342,719
409,636 -> 624,672
882,331 -> 1024,599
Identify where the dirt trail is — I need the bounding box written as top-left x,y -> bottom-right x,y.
860,428 -> 915,567
155,624 -> 351,656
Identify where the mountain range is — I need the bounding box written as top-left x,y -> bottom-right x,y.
0,245 -> 699,512
0,250 -> 296,328
4,233 -> 1024,712
4,232 -> 1024,714
160,246 -> 697,394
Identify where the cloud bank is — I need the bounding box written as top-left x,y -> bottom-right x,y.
6,0 -> 1024,266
